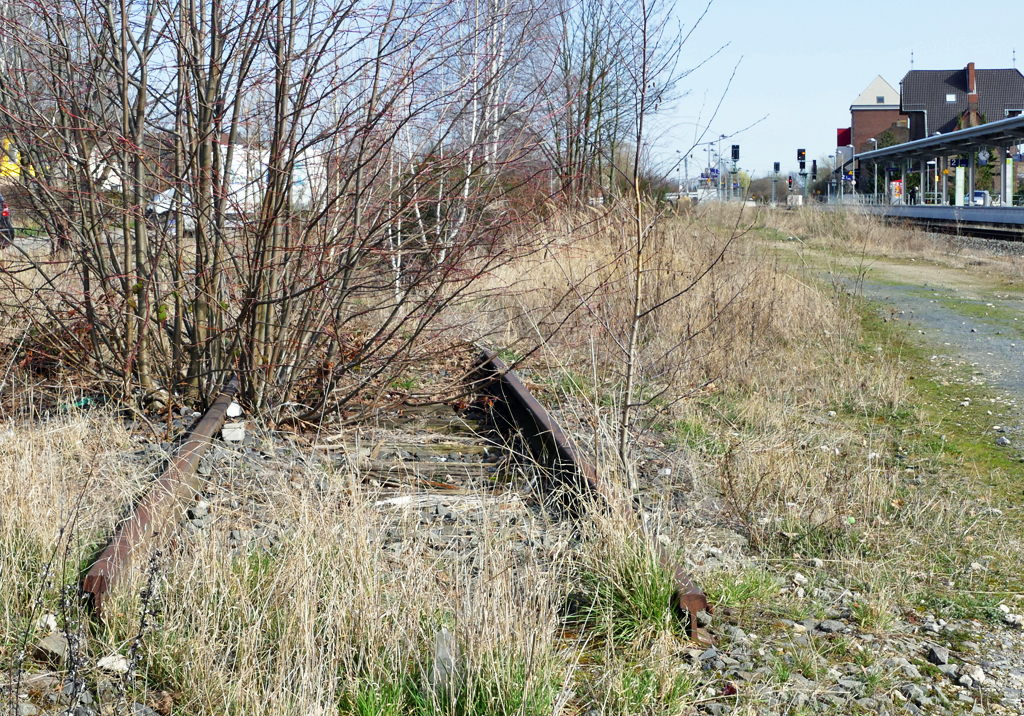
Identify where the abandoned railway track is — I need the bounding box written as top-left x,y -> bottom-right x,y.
82,352 -> 710,642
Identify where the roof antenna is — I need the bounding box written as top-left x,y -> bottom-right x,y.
1014,48 -> 1017,69
910,50 -> 914,71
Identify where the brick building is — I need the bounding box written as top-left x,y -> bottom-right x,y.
848,76 -> 906,154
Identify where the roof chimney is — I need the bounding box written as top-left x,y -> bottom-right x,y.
964,62 -> 980,128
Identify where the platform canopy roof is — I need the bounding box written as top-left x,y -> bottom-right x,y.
855,113 -> 1024,164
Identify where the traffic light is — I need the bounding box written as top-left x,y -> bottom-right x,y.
797,148 -> 806,162
788,177 -> 793,190
799,160 -> 806,172
811,160 -> 817,180
732,145 -> 740,162
774,162 -> 780,173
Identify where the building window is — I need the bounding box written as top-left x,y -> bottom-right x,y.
946,94 -> 956,102
876,96 -> 885,104
1007,109 -> 1023,117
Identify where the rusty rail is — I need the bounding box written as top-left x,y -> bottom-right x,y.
475,352 -> 711,643
474,353 -> 611,509
83,377 -> 240,615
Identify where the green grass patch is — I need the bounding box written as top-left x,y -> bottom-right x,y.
913,590 -> 1006,624
856,297 -> 1024,595
756,226 -> 796,243
704,567 -> 778,608
662,417 -> 729,454
567,538 -> 685,647
933,296 -> 1024,339
858,304 -> 1024,497
600,664 -> 696,716
338,651 -> 560,716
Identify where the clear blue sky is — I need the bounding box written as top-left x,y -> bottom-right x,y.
657,0 -> 1024,179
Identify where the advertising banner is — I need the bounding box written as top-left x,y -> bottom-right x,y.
890,180 -> 903,204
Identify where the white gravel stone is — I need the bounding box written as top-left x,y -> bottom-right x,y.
36,613 -> 58,633
97,654 -> 131,673
958,663 -> 985,686
221,422 -> 246,442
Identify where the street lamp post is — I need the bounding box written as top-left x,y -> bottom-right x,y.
705,145 -> 711,194
926,160 -> 937,205
828,154 -> 834,203
868,138 -> 878,204
712,152 -> 719,199
718,134 -> 726,200
838,148 -> 844,203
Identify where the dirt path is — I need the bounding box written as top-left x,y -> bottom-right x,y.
781,240 -> 1022,400
854,260 -> 1024,396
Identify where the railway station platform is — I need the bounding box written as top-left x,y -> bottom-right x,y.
859,204 -> 1024,240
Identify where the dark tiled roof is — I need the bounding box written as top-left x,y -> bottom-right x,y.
900,68 -> 1024,135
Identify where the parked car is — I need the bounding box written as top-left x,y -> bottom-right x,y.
0,193 -> 14,245
966,190 -> 991,206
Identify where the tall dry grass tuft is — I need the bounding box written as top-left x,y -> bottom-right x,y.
758,205 -> 937,257
0,407 -> 139,681
483,202 -> 838,396
88,478 -> 568,715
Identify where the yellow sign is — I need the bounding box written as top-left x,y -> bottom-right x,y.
0,139 -> 20,179
942,168 -> 950,175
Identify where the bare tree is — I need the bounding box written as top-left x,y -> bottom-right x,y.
0,0 -> 548,420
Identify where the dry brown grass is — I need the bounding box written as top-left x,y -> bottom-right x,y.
0,407 -> 140,665
1,415 -> 572,714
482,202 -> 841,394
482,203 -> 911,527
4,201 -> 1023,715
103,492 -> 566,714
752,203 -> 1024,280
1,407 -> 720,715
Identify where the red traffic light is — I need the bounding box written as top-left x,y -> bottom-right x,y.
788,177 -> 793,189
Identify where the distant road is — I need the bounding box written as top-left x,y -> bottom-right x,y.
7,233 -> 53,253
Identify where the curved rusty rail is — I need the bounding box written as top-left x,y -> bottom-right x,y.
474,352 -> 711,643
83,377 -> 240,615
474,353 -> 611,509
